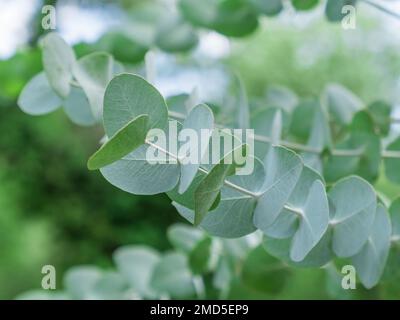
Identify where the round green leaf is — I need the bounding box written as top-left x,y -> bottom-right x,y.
63,87 -> 97,126
241,245 -> 290,294
96,31 -> 148,64
290,180 -> 329,262
253,146 -> 304,232
329,176 -> 377,258
42,32 -> 76,98
167,223 -> 205,253
292,0 -> 319,11
18,72 -> 62,115
265,85 -> 298,113
352,204 -> 392,289
173,157 -> 265,238
249,0 -> 283,16
113,245 -> 160,298
179,0 -> 259,37
321,83 -> 362,126
103,73 -> 168,137
189,237 -> 213,274
100,144 -> 180,195
63,266 -> 102,299
87,114 -> 149,170
178,104 -> 214,194
263,166 -> 323,239
263,229 -> 333,268
325,0 -> 357,22
73,52 -> 114,120
150,252 -> 196,298
155,16 -> 199,53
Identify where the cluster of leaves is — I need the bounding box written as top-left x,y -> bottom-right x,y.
65,0 -> 369,65
178,0 -> 358,37
16,223 -> 262,299
18,32 -> 400,291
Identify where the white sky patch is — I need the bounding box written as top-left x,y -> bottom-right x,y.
0,0 -> 40,59
195,32 -> 231,60
57,2 -> 121,44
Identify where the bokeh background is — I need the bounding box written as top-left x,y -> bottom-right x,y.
1,0 -> 400,299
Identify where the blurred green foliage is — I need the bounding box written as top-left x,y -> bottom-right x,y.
1,0 -> 400,300
0,50 -> 180,299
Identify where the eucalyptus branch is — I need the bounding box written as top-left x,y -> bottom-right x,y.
145,138 -> 304,215
167,111 -> 400,159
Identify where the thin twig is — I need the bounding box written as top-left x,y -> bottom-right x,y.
360,0 -> 400,20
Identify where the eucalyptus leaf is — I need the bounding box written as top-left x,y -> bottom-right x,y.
113,245 -> 160,297
253,146 -> 303,232
100,144 -> 180,195
292,0 -> 319,10
241,245 -> 289,294
173,157 -> 265,238
96,31 -> 148,64
302,105 -> 332,173
322,83 -> 362,126
88,114 -> 149,170
263,166 -> 323,239
249,0 -> 283,16
150,252 -> 196,298
251,107 -> 289,159
179,0 -> 259,37
235,75 -> 250,130
18,72 -> 62,115
324,112 -> 381,183
179,0 -> 219,29
155,15 -> 199,53
325,0 -> 357,22
73,52 -> 114,120
189,237 -> 213,274
194,144 -> 248,225
270,109 -> 282,147
63,87 -> 97,126
89,272 -> 128,300
352,204 -> 391,289
178,104 -> 214,194
42,32 -> 76,98
289,98 -> 320,141
167,224 -> 205,253
290,180 -> 329,262
265,85 -> 298,113
262,228 -> 333,268
63,266 -> 102,299
167,94 -> 190,115
329,176 -> 376,258
103,73 -> 168,137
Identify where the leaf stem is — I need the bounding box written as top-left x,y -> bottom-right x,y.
145,138 -> 301,214
382,150 -> 400,158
